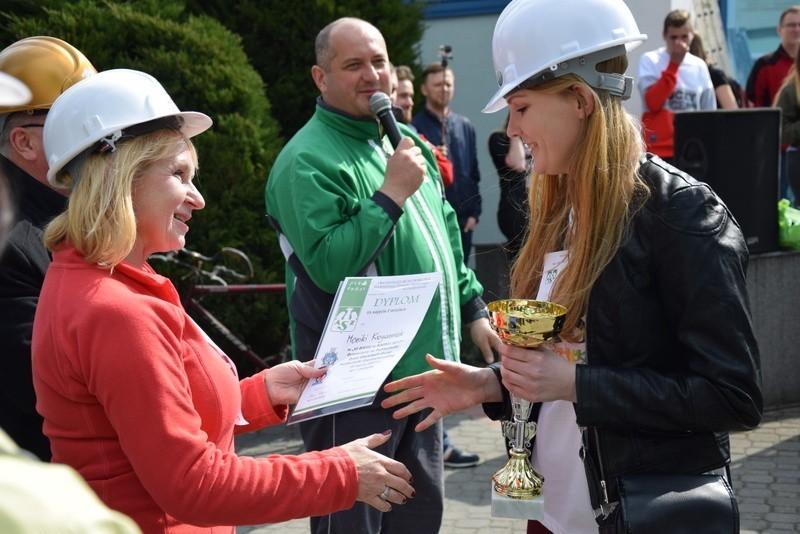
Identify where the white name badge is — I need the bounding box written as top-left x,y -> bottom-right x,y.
536,250 -> 567,302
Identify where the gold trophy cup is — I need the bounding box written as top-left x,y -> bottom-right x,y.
487,299 -> 567,503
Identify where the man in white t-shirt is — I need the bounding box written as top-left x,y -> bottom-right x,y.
637,9 -> 715,162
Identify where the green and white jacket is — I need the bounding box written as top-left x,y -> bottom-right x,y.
265,101 -> 486,379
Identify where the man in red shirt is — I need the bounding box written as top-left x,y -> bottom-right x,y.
637,9 -> 716,161
745,6 -> 800,107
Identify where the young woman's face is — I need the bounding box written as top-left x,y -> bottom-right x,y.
505,88 -> 586,176
128,139 -> 204,265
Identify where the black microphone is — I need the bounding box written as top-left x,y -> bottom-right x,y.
369,91 -> 404,148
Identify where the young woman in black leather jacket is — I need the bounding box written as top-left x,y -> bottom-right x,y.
381,0 -> 763,532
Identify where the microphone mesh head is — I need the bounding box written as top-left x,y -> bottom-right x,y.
369,91 -> 392,116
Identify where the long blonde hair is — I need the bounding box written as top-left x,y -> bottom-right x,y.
44,129 -> 198,268
509,55 -> 648,342
773,49 -> 800,106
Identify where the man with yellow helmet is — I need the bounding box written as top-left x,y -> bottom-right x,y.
0,36 -> 96,460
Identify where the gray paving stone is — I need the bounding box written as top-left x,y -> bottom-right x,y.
235,403 -> 800,533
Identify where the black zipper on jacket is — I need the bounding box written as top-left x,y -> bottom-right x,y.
580,426 -> 609,506
592,427 -> 610,505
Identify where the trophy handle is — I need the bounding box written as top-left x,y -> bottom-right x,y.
502,420 -> 515,441
524,421 -> 536,448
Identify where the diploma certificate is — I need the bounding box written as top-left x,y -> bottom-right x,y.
287,272 -> 441,425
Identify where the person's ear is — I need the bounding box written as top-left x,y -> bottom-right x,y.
572,85 -> 595,118
8,127 -> 40,162
311,65 -> 326,93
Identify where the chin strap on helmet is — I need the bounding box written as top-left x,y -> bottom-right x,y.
97,130 -> 124,153
61,115 -> 184,189
516,44 -> 633,100
96,116 -> 183,154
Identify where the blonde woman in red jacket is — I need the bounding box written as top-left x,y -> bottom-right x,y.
31,69 -> 414,533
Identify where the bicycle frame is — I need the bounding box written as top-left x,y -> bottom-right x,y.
149,247 -> 290,372
184,282 -> 287,371
191,283 -> 285,295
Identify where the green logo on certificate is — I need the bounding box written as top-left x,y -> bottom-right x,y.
330,278 -> 371,332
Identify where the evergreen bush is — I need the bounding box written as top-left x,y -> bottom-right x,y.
2,0 -> 286,374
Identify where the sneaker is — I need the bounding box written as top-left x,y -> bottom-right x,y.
443,446 -> 479,468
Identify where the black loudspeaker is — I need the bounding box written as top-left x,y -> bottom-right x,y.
674,108 -> 780,254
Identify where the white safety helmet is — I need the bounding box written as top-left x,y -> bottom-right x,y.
483,0 -> 647,113
44,68 -> 212,188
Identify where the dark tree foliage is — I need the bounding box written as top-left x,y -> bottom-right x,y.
185,0 -> 426,138
2,0 -> 287,374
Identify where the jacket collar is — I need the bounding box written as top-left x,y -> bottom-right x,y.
2,156 -> 67,229
315,97 -> 382,143
52,244 -> 180,305
419,106 -> 447,125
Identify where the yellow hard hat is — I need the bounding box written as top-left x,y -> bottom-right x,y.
0,36 -> 96,115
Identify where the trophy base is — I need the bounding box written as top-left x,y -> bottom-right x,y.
491,448 -> 543,499
491,484 -> 545,520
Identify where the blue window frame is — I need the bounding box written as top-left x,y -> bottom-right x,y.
420,0 -> 512,19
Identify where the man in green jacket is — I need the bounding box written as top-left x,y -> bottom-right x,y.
265,16 -> 499,534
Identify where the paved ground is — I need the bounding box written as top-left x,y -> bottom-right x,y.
236,403 -> 800,533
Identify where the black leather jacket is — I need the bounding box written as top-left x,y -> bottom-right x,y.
485,154 -> 763,507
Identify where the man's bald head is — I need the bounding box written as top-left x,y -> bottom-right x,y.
315,17 -> 385,71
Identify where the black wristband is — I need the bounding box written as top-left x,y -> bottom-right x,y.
463,296 -> 489,324
371,190 -> 403,223
482,362 -> 512,421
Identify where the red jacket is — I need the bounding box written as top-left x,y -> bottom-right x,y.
641,61 -> 680,158
419,132 -> 453,187
32,245 -> 357,533
746,45 -> 794,107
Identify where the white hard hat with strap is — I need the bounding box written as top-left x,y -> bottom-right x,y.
44,69 -> 211,189
483,0 -> 647,113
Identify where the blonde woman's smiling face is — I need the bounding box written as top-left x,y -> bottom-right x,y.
128,139 -> 204,265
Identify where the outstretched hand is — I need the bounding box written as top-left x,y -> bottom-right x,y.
263,360 -> 326,406
340,431 -> 415,512
381,354 -> 501,432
